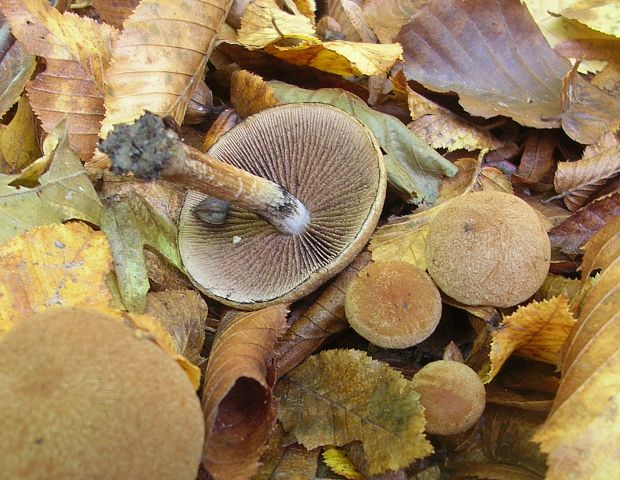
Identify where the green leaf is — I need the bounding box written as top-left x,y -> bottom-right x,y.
101,192 -> 183,313
268,80 -> 457,204
275,349 -> 432,475
0,121 -> 101,244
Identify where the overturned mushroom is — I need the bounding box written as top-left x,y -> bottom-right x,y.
102,104 -> 386,309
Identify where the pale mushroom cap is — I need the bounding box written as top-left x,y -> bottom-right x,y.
179,103 -> 386,309
344,261 -> 442,348
425,191 -> 551,307
0,307 -> 204,480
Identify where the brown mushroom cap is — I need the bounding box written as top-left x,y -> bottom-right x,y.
344,260 -> 442,349
179,103 -> 386,309
425,191 -> 551,307
0,307 -> 204,480
411,360 -> 486,436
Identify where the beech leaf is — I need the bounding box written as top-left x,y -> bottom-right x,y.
362,0 -> 419,44
275,349 -> 432,476
0,95 -> 39,173
397,0 -> 571,128
202,305 -> 288,480
269,80 -> 457,203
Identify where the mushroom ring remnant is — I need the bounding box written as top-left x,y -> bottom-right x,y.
179,103 -> 387,309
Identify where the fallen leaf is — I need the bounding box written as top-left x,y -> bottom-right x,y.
275,349 -> 432,475
324,0 -> 360,42
269,80 -> 457,203
202,304 -> 288,480
592,60 -> 620,98
101,192 -> 183,313
202,108 -> 239,151
0,121 -> 102,244
558,0 -> 620,38
145,290 -> 208,366
0,95 -> 39,173
534,217 -> 620,479
230,70 -> 279,119
323,447 -> 364,480
397,0 -> 571,128
483,297 -> 577,384
554,130 -> 620,211
485,384 -> 553,414
92,0 -> 139,29
513,131 -> 559,188
101,0 -> 231,135
439,157 -> 513,202
0,222 -> 113,335
549,192 -> 620,255
0,36 -> 35,120
555,38 -> 620,62
362,0 -> 419,44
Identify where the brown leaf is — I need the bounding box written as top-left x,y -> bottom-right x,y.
202,108 -> 239,151
549,192 -> 620,255
397,0 -> 570,128
560,65 -> 620,145
362,0 -> 419,44
439,157 -> 513,201
533,218 -> 620,479
592,60 -> 620,98
485,384 -> 553,414
0,34 -> 35,120
202,304 -> 288,480
92,0 -> 139,29
555,38 -> 620,62
514,131 -> 559,187
230,70 -> 279,119
554,130 -> 620,211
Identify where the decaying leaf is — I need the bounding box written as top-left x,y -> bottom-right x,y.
483,297 -> 576,384
101,192 -> 183,313
0,222 -> 113,335
0,35 -> 35,120
323,447 -> 364,480
276,349 -> 432,475
0,95 -> 39,173
202,305 -> 288,480
554,130 -> 620,211
0,122 -> 102,244
549,192 -> 620,255
145,290 -> 208,366
92,0 -> 139,29
236,0 -> 402,77
101,0 -> 231,135
269,80 -> 457,203
397,0 -> 571,128
534,218 -> 620,479
230,69 -> 279,119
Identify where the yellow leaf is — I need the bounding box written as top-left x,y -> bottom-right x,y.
0,222 -> 113,335
0,96 -> 40,174
483,297 -> 577,383
323,447 -> 365,480
559,0 -> 620,38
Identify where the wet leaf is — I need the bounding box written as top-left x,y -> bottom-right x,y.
323,447 -> 364,480
202,305 -> 288,480
101,192 -> 183,313
145,290 -> 208,366
397,0 -> 571,128
269,80 -> 457,203
92,0 -> 139,29
0,95 -> 39,173
534,218 -> 620,479
549,192 -> 620,255
101,0 -> 232,135
0,122 -> 102,244
0,222 -> 113,335
0,38 -> 35,120
230,70 -> 279,119
483,297 -> 576,384
554,130 -> 620,211
276,349 -> 432,475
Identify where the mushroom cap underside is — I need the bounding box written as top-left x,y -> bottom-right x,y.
179,103 -> 386,309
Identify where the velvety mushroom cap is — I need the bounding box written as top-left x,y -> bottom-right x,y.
344,261 -> 442,349
179,103 -> 386,309
0,307 -> 204,480
425,191 -> 551,307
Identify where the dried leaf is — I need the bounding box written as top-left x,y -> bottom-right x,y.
0,222 -> 113,335
145,290 -> 208,366
483,297 -> 576,383
534,218 -> 620,479
0,122 -> 102,244
1,0 -> 119,160
439,157 -> 513,202
362,0 -> 419,44
592,60 -> 620,98
269,80 -> 457,203
555,38 -> 620,62
230,70 -> 279,119
397,0 -> 571,128
549,192 -> 620,255
558,0 -> 620,38
0,95 -> 39,173
554,131 -> 620,211
276,349 -> 432,475
101,0 -> 232,135
202,108 -> 239,151
0,38 -> 35,120
514,131 -> 558,187
202,305 -> 288,480
92,0 -> 139,29
101,192 -> 183,313
323,447 -> 364,480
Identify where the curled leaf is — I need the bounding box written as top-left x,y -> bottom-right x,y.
0,95 -> 39,173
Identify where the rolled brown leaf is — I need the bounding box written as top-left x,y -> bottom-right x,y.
202,304 -> 288,480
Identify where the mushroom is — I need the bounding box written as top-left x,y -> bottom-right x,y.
425,191 -> 551,308
411,360 -> 486,436
344,260 -> 442,348
101,104 -> 386,309
0,307 -> 204,480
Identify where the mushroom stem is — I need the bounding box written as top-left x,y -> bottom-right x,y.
99,112 -> 310,236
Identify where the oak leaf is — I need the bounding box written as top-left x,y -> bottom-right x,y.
202,305 -> 288,480
483,297 -> 576,384
275,349 -> 432,475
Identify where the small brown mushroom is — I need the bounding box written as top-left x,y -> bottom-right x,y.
344,260 -> 442,349
425,191 -> 551,308
0,307 -> 204,480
